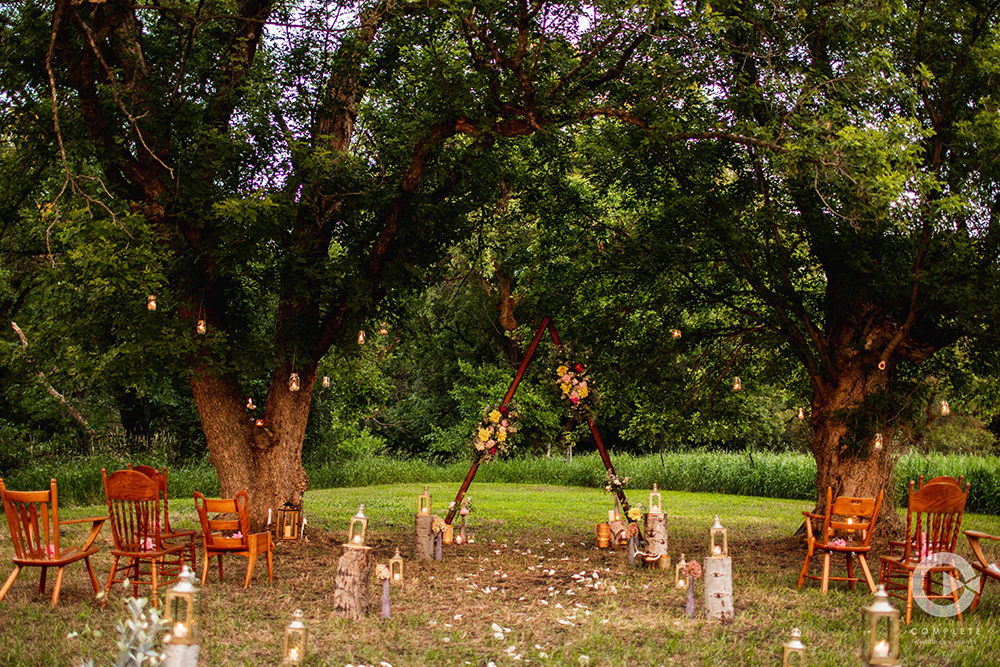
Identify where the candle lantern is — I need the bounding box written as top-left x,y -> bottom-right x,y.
358,330 -> 366,345
196,319 -> 206,335
862,585 -> 900,666
288,372 -> 301,392
782,627 -> 806,667
348,504 -> 368,546
322,375 -> 330,388
389,548 -> 404,583
147,294 -> 157,311
282,609 -> 307,665
798,407 -> 805,420
733,376 -> 742,391
941,400 -> 950,417
874,433 -> 884,451
709,515 -> 728,557
164,565 -> 199,646
379,323 -> 389,335
278,503 -> 301,541
671,328 -> 681,339
417,486 -> 431,515
675,553 -> 687,589
649,483 -> 662,514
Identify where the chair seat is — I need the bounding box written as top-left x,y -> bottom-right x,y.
12,544 -> 99,566
797,488 -> 883,594
195,491 -> 274,589
817,541 -> 869,553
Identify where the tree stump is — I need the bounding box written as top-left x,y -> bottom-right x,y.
163,643 -> 199,667
414,514 -> 434,561
704,556 -> 734,622
333,545 -> 373,619
644,512 -> 668,557
608,519 -> 627,545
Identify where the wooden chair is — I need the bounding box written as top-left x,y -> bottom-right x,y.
101,468 -> 187,607
963,530 -> 1000,613
128,464 -> 197,566
797,487 -> 884,594
879,479 -> 970,623
0,478 -> 107,606
887,477 -> 966,557
194,490 -> 273,589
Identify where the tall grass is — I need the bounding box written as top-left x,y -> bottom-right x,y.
4,450 -> 999,514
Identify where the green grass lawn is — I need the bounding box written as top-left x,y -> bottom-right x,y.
1,484 -> 998,666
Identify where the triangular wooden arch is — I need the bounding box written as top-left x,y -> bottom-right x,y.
444,316 -> 632,525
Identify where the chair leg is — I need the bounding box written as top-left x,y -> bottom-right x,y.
103,556 -> 120,609
84,556 -> 100,593
200,551 -> 211,586
245,542 -> 257,590
858,555 -> 876,593
38,566 -> 47,594
797,548 -> 813,589
0,565 -> 23,601
821,552 -> 831,593
217,553 -> 225,582
846,554 -> 855,590
51,566 -> 66,606
151,559 -> 159,608
905,572 -> 915,624
265,542 -> 274,583
969,575 -> 988,613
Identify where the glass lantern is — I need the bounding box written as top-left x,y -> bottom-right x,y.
389,548 -> 404,583
782,627 -> 806,667
196,319 -> 207,335
671,329 -> 681,339
649,483 -> 662,514
874,433 -> 884,451
417,486 -> 431,515
733,376 -> 742,391
798,407 -> 805,420
164,565 -> 199,646
146,294 -> 157,311
283,609 -> 307,665
288,372 -> 301,392
358,330 -> 366,345
709,515 -> 728,557
941,400 -> 950,417
348,504 -> 368,546
278,503 -> 301,541
379,323 -> 389,335
862,586 -> 900,666
322,375 -> 330,388
675,553 -> 687,589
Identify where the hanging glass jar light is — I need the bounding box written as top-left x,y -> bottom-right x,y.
322,375 -> 330,388
941,400 -> 950,417
196,319 -> 207,335
288,372 -> 301,392
147,294 -> 157,311
358,330 -> 366,345
798,407 -> 805,420
874,433 -> 884,451
379,322 -> 389,336
671,329 -> 682,339
732,376 -> 742,391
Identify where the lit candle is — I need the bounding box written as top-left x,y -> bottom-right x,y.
713,545 -> 722,555
267,508 -> 272,525
608,509 -> 615,523
393,572 -> 400,580
352,534 -> 362,544
677,578 -> 686,589
284,525 -> 292,539
455,535 -> 463,545
289,647 -> 299,662
873,640 -> 889,658
468,534 -> 475,544
172,622 -> 188,638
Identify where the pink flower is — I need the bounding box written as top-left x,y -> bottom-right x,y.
561,373 -> 572,383
231,531 -> 243,539
501,419 -> 508,427
570,396 -> 580,405
487,439 -> 496,447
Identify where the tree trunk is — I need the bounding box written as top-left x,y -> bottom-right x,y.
189,361 -> 312,532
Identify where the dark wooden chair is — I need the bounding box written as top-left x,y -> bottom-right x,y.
879,479 -> 970,623
194,490 -> 273,589
101,468 -> 187,607
798,487 -> 884,594
0,478 -> 106,606
128,464 -> 197,566
963,530 -> 1000,613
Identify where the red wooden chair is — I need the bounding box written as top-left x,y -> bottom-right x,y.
879,480 -> 970,623
128,465 -> 197,566
194,490 -> 273,589
797,487 -> 883,594
963,530 -> 1000,613
101,468 -> 187,607
0,478 -> 107,606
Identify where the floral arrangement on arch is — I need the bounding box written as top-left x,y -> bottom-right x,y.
549,346 -> 599,420
471,401 -> 520,462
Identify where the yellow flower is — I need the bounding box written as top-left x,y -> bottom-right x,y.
628,507 -> 642,522
489,410 -> 502,424
496,430 -> 507,443
557,365 -> 569,376
478,428 -> 490,441
561,382 -> 572,396
579,385 -> 589,398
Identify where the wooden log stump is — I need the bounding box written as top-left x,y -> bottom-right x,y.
644,512 -> 668,557
704,556 -> 734,622
608,519 -> 627,545
333,545 -> 373,619
414,514 -> 434,561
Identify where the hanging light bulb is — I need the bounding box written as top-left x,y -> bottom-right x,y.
246,398 -> 255,411
733,376 -> 742,391
358,330 -> 366,345
874,433 -> 884,451
878,360 -> 887,371
671,329 -> 681,339
196,319 -> 207,335
941,400 -> 950,417
147,295 -> 157,311
798,407 -> 805,420
322,376 -> 330,388
288,372 -> 301,392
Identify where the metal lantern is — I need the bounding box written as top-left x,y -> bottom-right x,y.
147,294 -> 157,311
874,433 -> 884,451
862,586 -> 900,667
671,329 -> 681,339
798,407 -> 805,420
246,397 -> 255,411
389,548 -> 404,583
649,483 -> 662,514
709,515 -> 728,557
782,627 -> 806,667
357,330 -> 366,345
196,319 -> 207,335
288,372 -> 301,392
675,553 -> 687,589
283,609 -> 307,665
941,400 -> 950,417
322,375 -> 330,388
164,565 -> 199,646
733,376 -> 742,391
379,322 -> 389,335
348,504 -> 368,546
417,486 -> 431,515
278,503 -> 301,541
878,360 -> 887,371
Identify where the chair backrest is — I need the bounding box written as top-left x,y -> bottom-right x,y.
129,464 -> 182,533
194,491 -> 251,550
822,487 -> 884,547
902,480 -> 970,561
0,478 -> 61,560
102,468 -> 163,552
919,475 -> 963,489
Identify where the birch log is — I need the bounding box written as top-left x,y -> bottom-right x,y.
704,557 -> 734,622
644,512 -> 668,557
414,514 -> 434,561
333,545 -> 373,619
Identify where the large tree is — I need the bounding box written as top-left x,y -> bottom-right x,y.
1,0 -> 660,525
